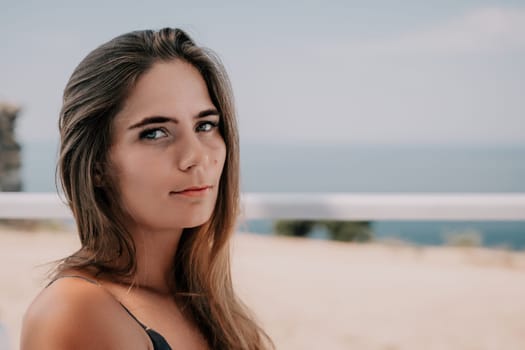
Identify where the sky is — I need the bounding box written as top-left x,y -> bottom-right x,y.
1,0 -> 524,146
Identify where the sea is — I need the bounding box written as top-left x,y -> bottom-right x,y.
20,141 -> 525,250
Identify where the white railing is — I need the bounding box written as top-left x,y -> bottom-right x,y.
1,192 -> 525,220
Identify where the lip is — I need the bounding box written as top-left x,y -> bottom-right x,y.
171,185 -> 212,197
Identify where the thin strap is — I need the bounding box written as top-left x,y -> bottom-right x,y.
46,274 -> 100,288
118,302 -> 176,350
119,304 -> 173,350
118,303 -> 149,330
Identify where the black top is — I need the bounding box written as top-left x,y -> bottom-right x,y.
46,275 -> 172,350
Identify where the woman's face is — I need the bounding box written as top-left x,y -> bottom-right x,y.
108,60 -> 226,233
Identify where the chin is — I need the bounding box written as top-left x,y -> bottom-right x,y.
136,204 -> 216,232
177,213 -> 214,230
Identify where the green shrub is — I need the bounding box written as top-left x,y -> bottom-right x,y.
274,220 -> 372,242
321,220 -> 372,242
274,220 -> 314,237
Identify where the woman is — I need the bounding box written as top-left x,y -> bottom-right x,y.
21,28 -> 273,350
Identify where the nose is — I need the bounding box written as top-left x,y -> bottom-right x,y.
177,133 -> 209,171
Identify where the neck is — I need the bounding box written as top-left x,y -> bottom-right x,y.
128,225 -> 184,295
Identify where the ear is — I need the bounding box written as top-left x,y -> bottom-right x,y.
94,162 -> 105,187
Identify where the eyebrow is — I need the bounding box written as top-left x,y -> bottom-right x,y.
128,108 -> 220,129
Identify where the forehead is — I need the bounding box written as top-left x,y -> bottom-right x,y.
114,60 -> 214,126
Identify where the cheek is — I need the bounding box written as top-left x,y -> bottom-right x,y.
111,147 -> 160,182
107,156 -> 165,222
212,138 -> 227,170
108,148 -> 164,210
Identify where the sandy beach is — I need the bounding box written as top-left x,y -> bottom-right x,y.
1,227 -> 525,350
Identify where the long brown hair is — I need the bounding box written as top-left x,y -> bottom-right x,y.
56,28 -> 273,350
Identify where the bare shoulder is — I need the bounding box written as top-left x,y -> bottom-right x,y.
20,276 -> 150,350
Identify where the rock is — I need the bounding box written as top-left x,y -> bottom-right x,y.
0,102 -> 23,191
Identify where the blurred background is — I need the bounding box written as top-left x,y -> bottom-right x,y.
1,1 -> 525,349
1,0 -> 524,248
